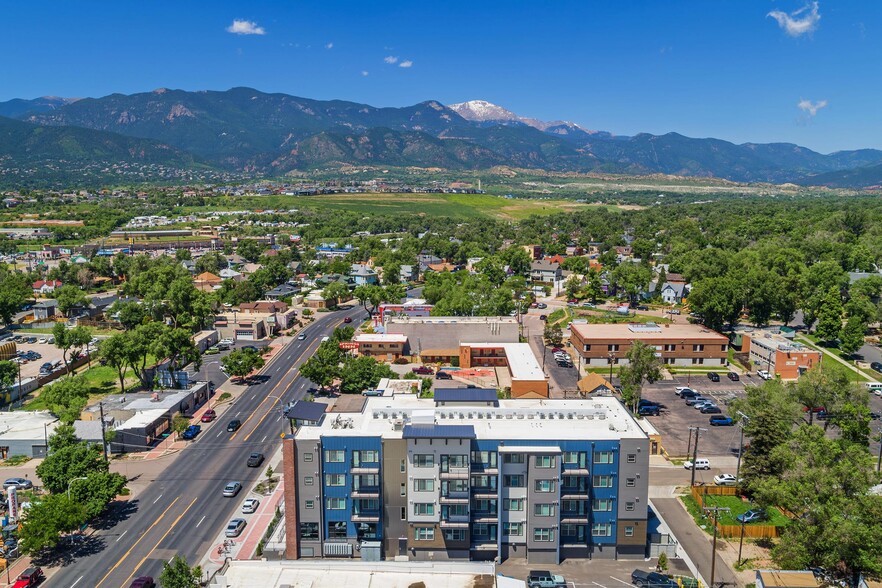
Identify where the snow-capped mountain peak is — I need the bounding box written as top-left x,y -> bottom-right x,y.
447,100 -> 520,122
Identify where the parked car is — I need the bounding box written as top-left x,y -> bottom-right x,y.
527,570 -> 567,588
343,317 -> 353,323
412,365 -> 434,375
551,347 -> 563,353
872,361 -> 882,373
683,458 -> 711,470
361,389 -> 383,397
226,419 -> 242,432
670,309 -> 681,315
727,372 -> 740,381
37,337 -> 47,344
638,405 -> 660,416
225,518 -> 247,537
3,478 -> 33,490
247,452 -> 265,467
435,371 -> 453,380
676,387 -> 697,397
631,570 -> 677,588
12,567 -> 44,588
684,395 -> 708,406
700,405 -> 722,414
204,346 -> 220,355
242,498 -> 260,514
181,425 -> 201,440
707,372 -> 720,382
200,409 -> 217,423
636,305 -> 649,311
709,415 -> 735,426
537,303 -> 548,309
222,481 -> 242,497
582,302 -> 596,308
539,315 -> 547,321
757,370 -> 771,380
129,577 -> 156,588
216,342 -> 231,351
736,508 -> 768,524
714,473 -> 739,486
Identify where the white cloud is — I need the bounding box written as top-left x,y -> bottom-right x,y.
797,99 -> 828,117
325,42 -> 334,49
383,55 -> 398,64
399,60 -> 413,68
361,71 -> 369,76
226,19 -> 266,35
768,2 -> 820,37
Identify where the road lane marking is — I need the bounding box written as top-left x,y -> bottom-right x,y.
94,496 -> 182,588
71,575 -> 84,587
117,497 -> 199,588
261,435 -> 267,442
115,529 -> 128,543
276,414 -> 282,422
196,515 -> 206,528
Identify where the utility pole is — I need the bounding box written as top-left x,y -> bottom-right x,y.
705,506 -> 731,588
737,517 -> 747,566
686,428 -> 694,460
877,427 -> 882,474
735,412 -> 750,494
98,402 -> 109,462
688,426 -> 706,487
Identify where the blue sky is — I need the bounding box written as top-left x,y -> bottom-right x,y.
1,1 -> 879,152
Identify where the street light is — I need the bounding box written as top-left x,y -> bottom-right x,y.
608,351 -> 616,387
67,476 -> 89,499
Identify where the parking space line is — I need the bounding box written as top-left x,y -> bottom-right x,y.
610,576 -> 633,586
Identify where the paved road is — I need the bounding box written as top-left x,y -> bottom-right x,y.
44,307 -> 363,588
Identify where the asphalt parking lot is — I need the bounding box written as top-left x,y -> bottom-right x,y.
640,376 -> 748,458
8,341 -> 68,379
498,555 -> 693,588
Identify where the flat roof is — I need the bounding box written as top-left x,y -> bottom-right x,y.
386,315 -> 517,325
0,411 -> 59,441
116,408 -> 168,431
286,401 -> 327,422
463,342 -> 545,381
403,424 -> 477,439
757,571 -> 819,588
295,395 -> 646,442
434,388 -> 498,403
570,322 -> 727,342
353,333 -> 408,344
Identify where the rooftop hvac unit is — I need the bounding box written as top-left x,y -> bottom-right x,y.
393,419 -> 405,431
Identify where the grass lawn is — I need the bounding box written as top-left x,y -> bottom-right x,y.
682,494 -> 790,529
795,335 -> 873,382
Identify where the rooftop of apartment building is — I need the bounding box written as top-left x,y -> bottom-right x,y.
294,395 -> 646,442
735,327 -> 812,352
386,315 -> 518,325
570,321 -> 727,341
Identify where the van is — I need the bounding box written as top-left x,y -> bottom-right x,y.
864,382 -> 882,392
321,336 -> 330,343
684,458 -> 711,470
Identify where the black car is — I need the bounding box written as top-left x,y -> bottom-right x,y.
727,372 -> 740,381
707,372 -> 720,382
631,570 -> 678,588
636,305 -> 649,311
227,419 -> 242,432
638,405 -> 660,416
700,405 -> 722,414
872,362 -> 882,373
436,371 -> 453,380
247,452 -> 265,467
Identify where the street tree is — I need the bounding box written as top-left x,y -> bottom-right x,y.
340,355 -> 398,394
52,323 -> 93,374
127,321 -> 167,389
618,341 -> 662,412
159,554 -> 202,588
151,327 -> 201,389
18,494 -> 87,555
54,284 -> 88,317
543,322 -> 563,347
0,360 -> 16,397
100,333 -> 133,394
111,300 -> 148,330
299,343 -> 344,389
839,315 -> 866,356
221,348 -> 266,383
37,425 -> 111,494
322,282 -> 350,307
353,284 -> 385,317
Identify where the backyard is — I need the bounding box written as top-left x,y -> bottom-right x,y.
682,493 -> 791,529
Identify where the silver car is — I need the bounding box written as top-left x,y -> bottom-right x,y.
222,481 -> 242,497
225,518 -> 247,537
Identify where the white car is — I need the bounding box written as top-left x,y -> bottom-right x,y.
713,473 -> 738,486
297,333 -> 307,340
757,370 -> 771,380
37,337 -> 48,344
684,459 -> 710,470
242,498 -> 260,514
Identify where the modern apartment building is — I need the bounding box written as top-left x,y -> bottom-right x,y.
281,394 -> 649,564
570,322 -> 728,369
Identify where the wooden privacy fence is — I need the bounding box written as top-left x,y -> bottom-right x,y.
691,484 -> 782,539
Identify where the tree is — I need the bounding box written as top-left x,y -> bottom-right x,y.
0,360 -> 16,395
815,287 -> 844,343
687,275 -> 743,332
839,315 -> 866,356
52,323 -> 93,374
40,377 -> 90,423
18,494 -> 88,555
37,425 -> 111,494
100,333 -> 133,394
340,355 -> 397,394
0,267 -> 31,324
353,284 -> 385,317
69,471 -> 127,519
618,341 -> 662,412
55,284 -> 88,316
151,328 -> 201,389
111,300 -> 147,330
127,322 -> 167,389
236,239 -> 265,263
221,349 -> 266,383
159,555 -> 202,588
384,283 -> 407,305
543,322 -> 563,347
564,275 -> 582,299
611,262 -> 652,305
299,343 -> 344,389
585,268 -> 604,303
322,282 -> 350,307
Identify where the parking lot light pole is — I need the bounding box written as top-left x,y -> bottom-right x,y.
735,412 -> 750,494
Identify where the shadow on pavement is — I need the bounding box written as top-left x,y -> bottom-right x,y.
90,499 -> 139,531
33,533 -> 106,568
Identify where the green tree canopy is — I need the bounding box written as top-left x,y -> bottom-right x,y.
159,554 -> 202,588
618,341 -> 662,412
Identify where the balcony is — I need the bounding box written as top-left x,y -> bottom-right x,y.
471,513 -> 498,523
350,466 -> 379,475
351,512 -> 381,523
351,488 -> 380,498
440,467 -> 470,479
562,468 -> 590,476
471,488 -> 498,498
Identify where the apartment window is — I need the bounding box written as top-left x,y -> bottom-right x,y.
303,453 -> 313,462
414,454 -> 434,468
583,344 -> 591,352
534,479 -> 556,493
608,344 -> 619,352
300,522 -> 319,540
593,451 -> 614,464
592,523 -> 613,537
504,474 -> 525,488
535,455 -> 556,468
534,503 -> 556,517
442,479 -> 468,494
626,478 -> 636,487
413,479 -> 435,492
414,527 -> 435,541
305,500 -> 314,509
561,524 -> 586,541
352,450 -> 379,466
442,504 -> 468,517
326,497 -> 346,510
471,475 -> 497,490
625,526 -> 635,537
663,344 -> 676,352
593,475 -> 613,488
503,522 -> 524,536
325,450 -> 345,463
471,450 -> 498,468
693,344 -> 704,352
563,451 -> 586,467
471,523 -> 497,541
400,507 -> 406,520
503,453 -> 525,464
626,501 -> 636,511
562,477 -> 588,494
533,528 -> 555,542
592,499 -> 614,512
401,459 -> 406,473
441,454 -> 468,471
414,503 -> 435,516
444,529 -> 466,541
627,454 -> 637,463
664,357 -> 675,364
504,498 -> 524,511
692,357 -> 704,365
721,344 -> 728,352
562,499 -> 587,515
304,476 -> 314,486
355,499 -> 379,514
325,474 -> 345,487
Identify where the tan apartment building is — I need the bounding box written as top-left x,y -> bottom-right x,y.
569,322 -> 728,369
352,334 -> 408,360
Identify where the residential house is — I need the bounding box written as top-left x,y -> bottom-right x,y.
659,282 -> 689,304
32,300 -> 58,321
225,253 -> 247,267
577,373 -> 615,395
181,260 -> 196,274
398,264 -> 417,283
350,264 -> 379,286
32,280 -> 62,295
241,262 -> 263,276
522,244 -> 544,260
193,272 -> 222,292
530,260 -> 562,283
426,261 -> 457,273
266,283 -> 300,300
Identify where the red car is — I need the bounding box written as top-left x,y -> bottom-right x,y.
200,409 -> 217,423
12,567 -> 44,588
551,347 -> 563,353
343,317 -> 353,323
412,366 -> 434,375
129,577 -> 156,588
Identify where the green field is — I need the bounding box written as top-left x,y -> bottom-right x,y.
682,494 -> 790,528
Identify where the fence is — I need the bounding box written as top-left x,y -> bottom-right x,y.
691,485 -> 782,539
77,319 -> 124,330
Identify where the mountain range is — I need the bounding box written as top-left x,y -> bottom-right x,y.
2,88 -> 882,188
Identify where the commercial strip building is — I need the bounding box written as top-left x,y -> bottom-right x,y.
734,328 -> 822,380
0,411 -> 61,459
569,322 -> 728,369
459,342 -> 548,398
281,395 -> 649,564
385,316 -> 519,358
